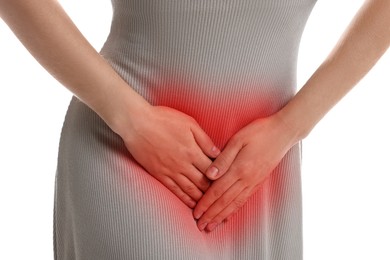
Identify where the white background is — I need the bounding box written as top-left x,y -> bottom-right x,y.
1,0 -> 389,259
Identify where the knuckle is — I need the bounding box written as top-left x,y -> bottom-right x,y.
201,212 -> 214,223
231,208 -> 239,216
197,199 -> 211,213
182,184 -> 197,194
211,187 -> 225,199
172,189 -> 193,206
212,215 -> 225,224
229,135 -> 242,148
187,149 -> 199,161
253,181 -> 263,191
236,177 -> 249,187
227,164 -> 241,177
224,208 -> 240,222
232,198 -> 246,209
214,154 -> 230,171
187,116 -> 197,125
219,195 -> 232,206
198,178 -> 211,191
166,182 -> 180,193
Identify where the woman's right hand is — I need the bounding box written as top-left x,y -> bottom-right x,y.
0,0 -> 219,209
117,105 -> 220,208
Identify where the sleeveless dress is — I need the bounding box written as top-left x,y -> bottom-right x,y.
54,1 -> 317,259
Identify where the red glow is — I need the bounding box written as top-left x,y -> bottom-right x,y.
121,74 -> 295,249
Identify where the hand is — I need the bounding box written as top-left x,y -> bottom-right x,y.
193,114 -> 299,231
120,105 -> 220,208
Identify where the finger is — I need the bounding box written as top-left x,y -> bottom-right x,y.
161,176 -> 197,208
190,124 -> 220,158
174,172 -> 205,201
206,188 -> 252,232
183,165 -> 211,193
205,138 -> 242,180
223,212 -> 236,223
196,181 -> 245,231
191,148 -> 213,174
193,173 -> 236,220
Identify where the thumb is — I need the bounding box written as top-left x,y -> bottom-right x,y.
205,138 -> 242,180
191,124 -> 220,158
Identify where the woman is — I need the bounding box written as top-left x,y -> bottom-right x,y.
0,0 -> 389,259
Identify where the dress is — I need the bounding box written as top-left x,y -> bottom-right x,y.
54,0 -> 317,259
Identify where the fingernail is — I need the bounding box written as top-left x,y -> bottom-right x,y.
194,211 -> 203,220
207,222 -> 218,231
189,200 -> 196,208
207,166 -> 219,179
198,222 -> 207,231
211,146 -> 220,156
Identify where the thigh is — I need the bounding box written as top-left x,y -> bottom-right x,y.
54,97 -> 209,260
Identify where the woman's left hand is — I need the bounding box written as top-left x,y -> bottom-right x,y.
193,113 -> 300,232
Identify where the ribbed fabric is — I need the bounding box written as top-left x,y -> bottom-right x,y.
54,1 -> 317,259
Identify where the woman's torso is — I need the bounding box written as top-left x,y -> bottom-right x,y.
100,0 -> 317,147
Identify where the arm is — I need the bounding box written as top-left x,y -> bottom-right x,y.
194,0 -> 390,231
0,0 -> 220,208
0,0 -> 145,133
278,0 -> 390,140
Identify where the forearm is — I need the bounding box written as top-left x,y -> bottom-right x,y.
277,0 -> 390,141
0,0 -> 151,136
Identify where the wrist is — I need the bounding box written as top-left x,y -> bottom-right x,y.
274,85 -> 325,142
92,84 -> 153,141
273,109 -> 310,144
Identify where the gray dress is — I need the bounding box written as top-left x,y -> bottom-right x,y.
54,0 -> 317,259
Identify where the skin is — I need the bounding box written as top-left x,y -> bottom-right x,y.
0,0 -> 220,209
0,0 -> 389,233
194,0 -> 390,231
